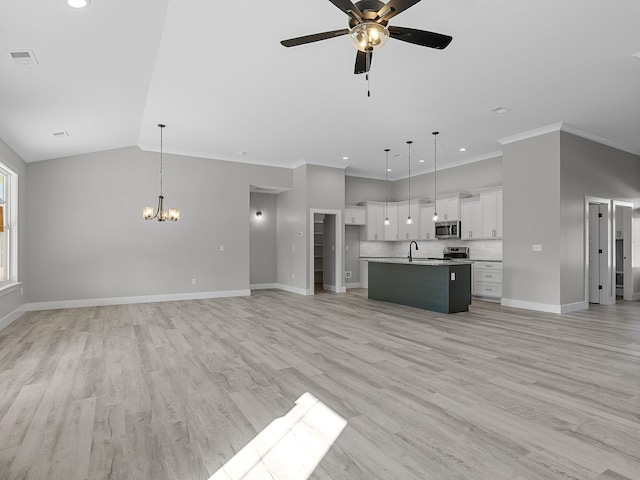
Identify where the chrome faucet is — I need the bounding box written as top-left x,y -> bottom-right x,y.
409,241 -> 418,262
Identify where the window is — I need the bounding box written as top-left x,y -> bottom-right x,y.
0,162 -> 17,286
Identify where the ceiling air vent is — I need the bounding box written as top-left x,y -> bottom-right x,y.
489,106 -> 510,114
7,50 -> 38,65
52,131 -> 69,138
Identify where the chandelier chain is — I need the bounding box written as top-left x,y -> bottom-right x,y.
159,124 -> 164,197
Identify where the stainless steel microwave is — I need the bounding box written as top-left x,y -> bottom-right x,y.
435,220 -> 461,239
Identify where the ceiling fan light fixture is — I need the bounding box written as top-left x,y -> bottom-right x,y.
349,22 -> 389,52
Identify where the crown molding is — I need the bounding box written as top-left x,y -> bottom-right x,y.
497,122 -> 640,156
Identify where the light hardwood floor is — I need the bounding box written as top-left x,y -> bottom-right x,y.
1,290 -> 639,479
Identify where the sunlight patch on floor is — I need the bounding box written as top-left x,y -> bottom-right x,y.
210,392 -> 347,480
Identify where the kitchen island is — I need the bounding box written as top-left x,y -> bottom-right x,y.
368,259 -> 472,314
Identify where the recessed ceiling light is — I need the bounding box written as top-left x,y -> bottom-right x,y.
386,168 -> 392,172
239,151 -> 247,155
392,154 -> 402,158
342,156 -> 349,160
67,0 -> 90,8
489,106 -> 510,114
418,159 -> 425,163
459,148 -> 467,152
633,52 -> 640,60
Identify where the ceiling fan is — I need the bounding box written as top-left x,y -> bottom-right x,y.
280,0 -> 453,74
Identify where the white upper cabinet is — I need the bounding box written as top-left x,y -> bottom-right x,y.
344,205 -> 366,225
397,201 -> 420,240
460,197 -> 482,239
420,204 -> 436,240
434,196 -> 461,221
383,204 -> 399,241
360,202 -> 384,241
480,188 -> 503,238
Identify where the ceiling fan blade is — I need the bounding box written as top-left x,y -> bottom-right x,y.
327,0 -> 364,22
376,0 -> 422,22
388,25 -> 452,49
354,50 -> 373,74
281,29 -> 349,47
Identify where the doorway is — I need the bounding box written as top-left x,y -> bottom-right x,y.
309,209 -> 344,294
585,197 -> 616,305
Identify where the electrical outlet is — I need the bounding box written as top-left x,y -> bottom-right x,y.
345,271 -> 352,279
532,244 -> 542,252
192,278 -> 197,285
219,245 -> 224,251
451,272 -> 456,281
292,273 -> 295,280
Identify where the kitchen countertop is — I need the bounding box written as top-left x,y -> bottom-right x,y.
360,257 -> 501,263
366,258 -> 473,266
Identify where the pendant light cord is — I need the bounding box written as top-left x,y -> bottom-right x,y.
433,131 -> 439,212
385,149 -> 390,218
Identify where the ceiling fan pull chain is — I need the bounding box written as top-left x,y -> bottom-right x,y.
366,50 -> 371,97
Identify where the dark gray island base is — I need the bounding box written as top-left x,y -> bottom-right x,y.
368,260 -> 472,314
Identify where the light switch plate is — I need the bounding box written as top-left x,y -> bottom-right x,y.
532,244 -> 542,252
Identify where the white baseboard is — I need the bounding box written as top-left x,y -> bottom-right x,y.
323,284 -> 338,292
250,283 -> 280,290
632,293 -> 640,301
345,282 -> 361,289
26,289 -> 251,312
272,284 -> 313,296
0,304 -> 29,331
501,298 -> 588,314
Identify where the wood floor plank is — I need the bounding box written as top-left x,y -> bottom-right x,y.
0,290 -> 639,479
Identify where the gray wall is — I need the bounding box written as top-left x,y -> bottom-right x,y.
503,130 -> 640,309
346,156 -> 502,206
503,131 -> 562,306
0,138 -> 27,320
276,165 -> 308,291
390,156 -> 503,202
26,146 -> 291,302
559,132 -> 640,304
344,225 -> 361,284
345,176 -> 386,204
249,193 -> 277,285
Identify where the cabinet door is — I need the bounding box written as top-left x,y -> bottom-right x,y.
420,205 -> 435,240
461,199 -> 482,239
397,202 -> 419,240
481,190 -> 502,238
481,192 -> 497,238
362,204 -> 384,240
495,190 -> 503,237
437,198 -> 459,221
350,208 -> 366,225
384,204 -> 398,241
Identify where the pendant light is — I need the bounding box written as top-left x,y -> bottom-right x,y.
432,131 -> 439,222
142,124 -> 180,222
406,140 -> 413,225
384,148 -> 390,226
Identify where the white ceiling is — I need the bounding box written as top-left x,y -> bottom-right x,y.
1,0 -> 639,180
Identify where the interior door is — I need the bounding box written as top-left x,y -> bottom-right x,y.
588,204 -> 601,303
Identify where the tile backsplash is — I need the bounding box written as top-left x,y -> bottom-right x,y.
360,239 -> 502,261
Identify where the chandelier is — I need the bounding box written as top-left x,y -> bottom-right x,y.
142,124 -> 180,222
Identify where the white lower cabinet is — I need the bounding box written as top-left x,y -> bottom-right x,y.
473,262 -> 502,299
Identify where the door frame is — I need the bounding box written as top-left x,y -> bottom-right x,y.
309,208 -> 344,295
584,196 -> 614,305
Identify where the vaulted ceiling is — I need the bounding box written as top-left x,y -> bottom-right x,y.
1,0 -> 639,179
